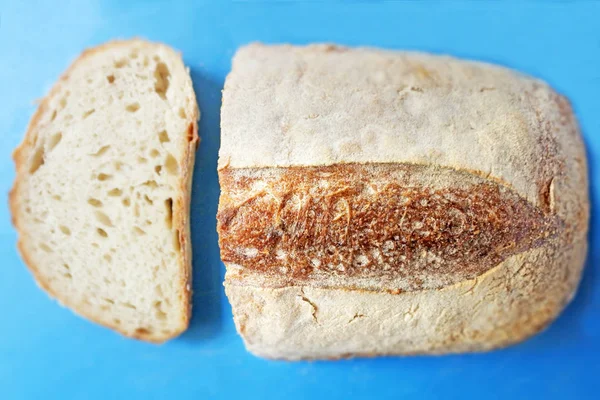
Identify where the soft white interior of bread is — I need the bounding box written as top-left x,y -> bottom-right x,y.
12,40 -> 197,341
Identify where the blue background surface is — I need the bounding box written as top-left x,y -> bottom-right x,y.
1,1 -> 599,398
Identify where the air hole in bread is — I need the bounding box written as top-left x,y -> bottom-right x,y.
126,103 -> 140,113
134,226 -> 146,236
122,197 -> 131,207
59,225 -> 71,235
91,242 -> 100,248
155,165 -> 162,175
113,318 -> 121,325
114,59 -> 128,68
154,62 -> 171,100
88,198 -> 103,207
143,180 -> 158,188
29,146 -> 45,174
52,194 -> 62,201
156,312 -> 167,322
187,124 -> 198,144
48,132 -> 62,150
108,188 -> 122,197
91,145 -> 110,157
158,130 -> 170,143
150,149 -> 160,158
187,123 -> 194,142
129,50 -> 139,59
134,203 -> 140,217
143,56 -> 149,67
40,243 -> 52,253
154,301 -> 167,321
173,229 -> 181,252
178,107 -> 186,119
97,173 -> 112,181
164,153 -> 179,175
144,194 -> 153,205
95,211 -> 113,227
64,272 -> 72,279
83,109 -> 95,119
137,156 -> 147,164
123,302 -> 137,310
103,297 -> 114,304
97,228 -> 108,238
136,327 -> 151,335
103,254 -> 112,262
59,97 -> 67,109
62,263 -> 70,271
106,75 -> 115,84
163,199 -> 174,232
50,110 -> 57,121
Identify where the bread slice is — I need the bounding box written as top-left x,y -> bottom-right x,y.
10,39 -> 199,342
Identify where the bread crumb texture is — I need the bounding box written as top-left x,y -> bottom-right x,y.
10,39 -> 199,342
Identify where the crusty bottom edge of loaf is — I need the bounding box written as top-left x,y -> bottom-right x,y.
242,318 -> 558,361
225,237 -> 587,360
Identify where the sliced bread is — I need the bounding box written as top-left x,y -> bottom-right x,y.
10,39 -> 199,342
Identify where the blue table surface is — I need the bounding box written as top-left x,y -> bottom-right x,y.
1,1 -> 599,399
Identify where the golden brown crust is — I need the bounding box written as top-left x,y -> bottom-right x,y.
176,118 -> 200,334
218,163 -> 561,291
9,38 -> 198,343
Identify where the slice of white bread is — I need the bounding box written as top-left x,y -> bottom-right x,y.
10,39 -> 199,342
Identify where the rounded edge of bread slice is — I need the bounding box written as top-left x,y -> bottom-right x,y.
10,39 -> 199,342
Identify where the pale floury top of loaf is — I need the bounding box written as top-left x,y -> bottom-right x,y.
220,44 -> 587,234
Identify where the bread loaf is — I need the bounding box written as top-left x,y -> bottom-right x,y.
217,43 -> 589,359
10,39 -> 199,342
